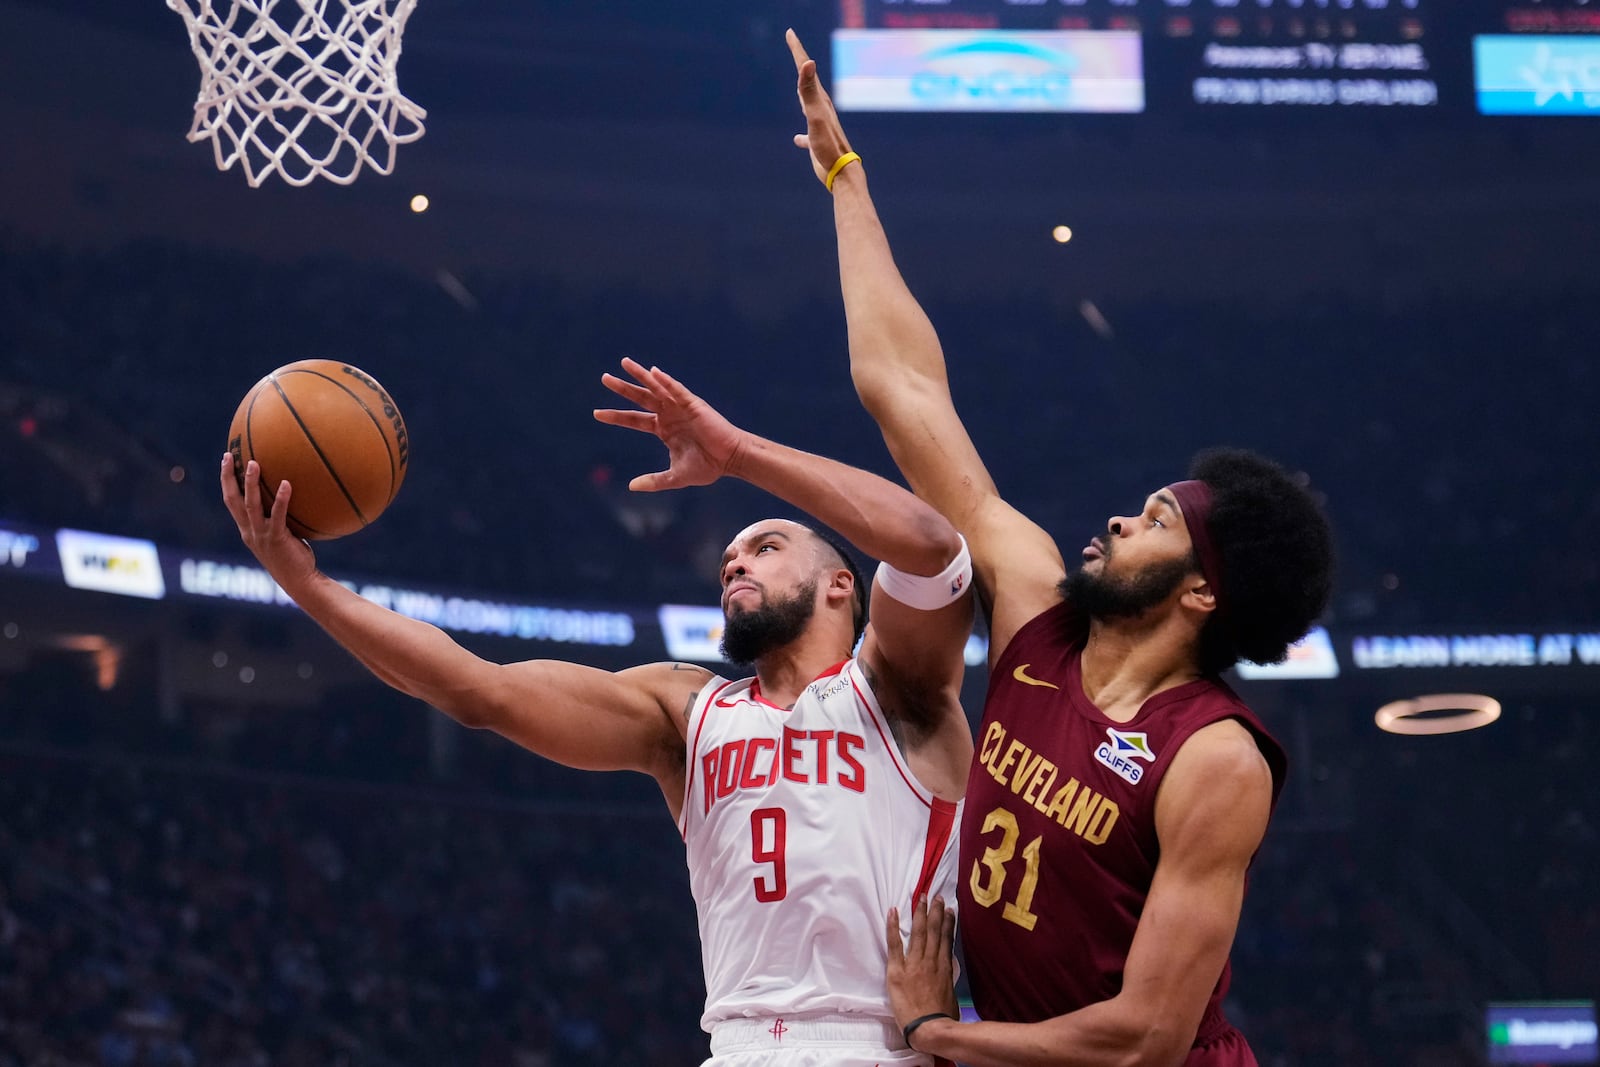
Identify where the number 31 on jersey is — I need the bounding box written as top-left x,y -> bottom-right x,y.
969,806 -> 1041,930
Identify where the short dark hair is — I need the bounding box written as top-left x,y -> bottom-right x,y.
810,528 -> 869,649
1190,448 -> 1334,675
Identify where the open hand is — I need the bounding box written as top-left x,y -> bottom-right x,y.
886,895 -> 961,1039
219,453 -> 318,592
593,357 -> 747,492
787,29 -> 857,188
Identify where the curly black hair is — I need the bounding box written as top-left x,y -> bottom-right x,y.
1190,448 -> 1334,675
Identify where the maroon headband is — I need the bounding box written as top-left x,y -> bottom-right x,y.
1168,479 -> 1224,610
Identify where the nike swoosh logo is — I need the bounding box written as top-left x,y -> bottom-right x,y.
713,696 -> 743,708
1013,664 -> 1060,689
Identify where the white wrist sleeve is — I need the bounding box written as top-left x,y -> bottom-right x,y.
874,535 -> 973,611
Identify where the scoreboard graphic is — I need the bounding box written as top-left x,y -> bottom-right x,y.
832,0 -> 1600,116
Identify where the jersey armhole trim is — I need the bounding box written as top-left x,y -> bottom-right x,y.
912,797 -> 959,903
848,660 -> 935,811
679,676 -> 735,840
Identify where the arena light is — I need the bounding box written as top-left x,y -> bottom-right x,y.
410,194 -> 430,214
1375,693 -> 1501,735
52,634 -> 122,690
1052,225 -> 1073,244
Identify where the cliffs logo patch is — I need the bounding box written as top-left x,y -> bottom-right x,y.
1094,728 -> 1155,785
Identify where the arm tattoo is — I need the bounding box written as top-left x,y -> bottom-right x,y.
861,658 -> 914,749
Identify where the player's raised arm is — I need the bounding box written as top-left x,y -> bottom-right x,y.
220,455 -> 705,807
595,358 -> 974,795
786,30 -> 1064,653
595,357 -> 962,576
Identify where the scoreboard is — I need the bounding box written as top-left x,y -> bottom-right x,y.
831,0 -> 1600,115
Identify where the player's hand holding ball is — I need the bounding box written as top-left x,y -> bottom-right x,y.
221,453 -> 320,593
221,359 -> 409,591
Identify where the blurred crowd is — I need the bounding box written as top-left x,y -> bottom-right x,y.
2,233 -> 1597,624
3,664 -> 1596,1066
0,752 -> 707,1067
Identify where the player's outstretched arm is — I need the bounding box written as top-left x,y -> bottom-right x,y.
597,358 -> 974,795
220,455 -> 705,797
886,721 -> 1274,1067
595,357 -> 964,579
786,30 -> 1064,654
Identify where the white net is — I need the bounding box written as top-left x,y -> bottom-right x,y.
166,0 -> 427,187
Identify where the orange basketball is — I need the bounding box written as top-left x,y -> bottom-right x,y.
227,360 -> 409,540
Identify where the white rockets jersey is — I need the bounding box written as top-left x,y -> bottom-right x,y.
678,658 -> 961,1031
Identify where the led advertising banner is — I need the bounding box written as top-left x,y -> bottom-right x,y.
56,528 -> 166,600
832,29 -> 1145,112
1475,35 -> 1600,114
1234,626 -> 1340,681
172,556 -> 637,647
1349,630 -> 1600,670
658,604 -> 727,663
1487,1002 -> 1599,1065
0,524 -> 58,583
834,0 -> 1440,113
0,519 -> 636,649
12,519 -> 1600,671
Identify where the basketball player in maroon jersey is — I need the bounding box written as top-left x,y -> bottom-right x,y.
787,31 -> 1334,1067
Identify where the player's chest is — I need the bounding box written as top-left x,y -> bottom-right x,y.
693,699 -> 883,819
966,705 -> 1162,856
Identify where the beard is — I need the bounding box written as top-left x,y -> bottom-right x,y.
721,578 -> 818,667
1058,556 -> 1192,622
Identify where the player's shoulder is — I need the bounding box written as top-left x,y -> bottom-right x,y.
615,661 -> 723,719
1156,718 -> 1275,861
619,660 -> 719,689
1167,718 -> 1272,795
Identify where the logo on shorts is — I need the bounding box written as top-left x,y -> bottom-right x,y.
1094,728 -> 1155,784
768,1018 -> 787,1042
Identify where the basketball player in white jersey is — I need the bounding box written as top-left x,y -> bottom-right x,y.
220,357 -> 973,1066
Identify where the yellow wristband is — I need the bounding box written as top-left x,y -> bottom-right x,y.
825,151 -> 862,192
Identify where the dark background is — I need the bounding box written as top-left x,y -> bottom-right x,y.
1,1 -> 1596,1064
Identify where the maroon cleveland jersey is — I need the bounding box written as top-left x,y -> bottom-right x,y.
957,601 -> 1285,1061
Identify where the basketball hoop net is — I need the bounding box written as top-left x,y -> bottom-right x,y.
166,0 -> 427,187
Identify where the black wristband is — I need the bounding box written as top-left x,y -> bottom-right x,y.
902,1011 -> 956,1050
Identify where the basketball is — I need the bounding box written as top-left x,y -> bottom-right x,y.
227,360 -> 409,540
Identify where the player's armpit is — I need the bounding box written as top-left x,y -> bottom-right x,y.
858,579 -> 970,733
857,585 -> 974,802
962,494 -> 1070,662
